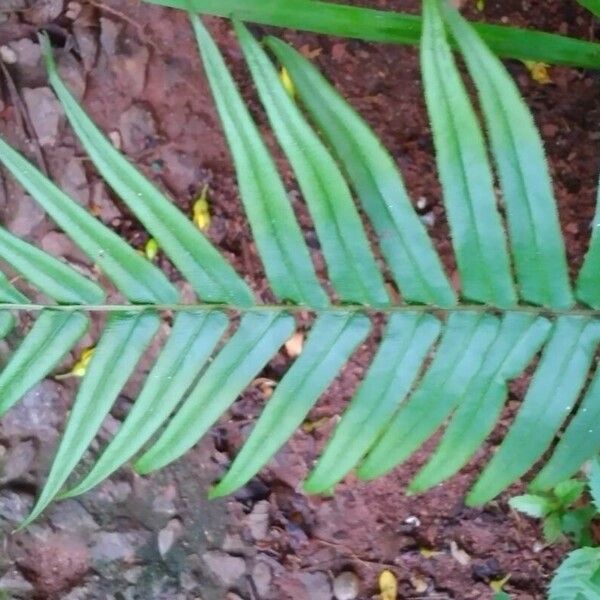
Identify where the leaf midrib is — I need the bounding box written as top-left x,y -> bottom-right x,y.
4,302 -> 600,318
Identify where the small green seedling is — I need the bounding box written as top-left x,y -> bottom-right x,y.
510,476 -> 597,546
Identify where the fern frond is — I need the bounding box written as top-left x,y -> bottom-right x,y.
1,0 -> 600,524
549,547 -> 600,600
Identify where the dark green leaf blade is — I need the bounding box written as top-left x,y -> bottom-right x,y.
422,0 -> 515,307
577,0 -> 600,19
531,365 -> 600,491
63,310 -> 228,498
440,1 -> 573,309
146,0 -> 600,69
22,311 -> 160,526
190,15 -> 328,308
0,226 -> 103,304
589,457 -> 600,513
358,312 -> 500,481
0,271 -> 29,304
410,313 -> 551,492
211,311 -> 371,497
304,312 -> 440,494
267,36 -> 455,307
234,21 -> 389,306
40,35 -> 253,307
135,311 -> 295,474
0,136 -> 178,304
468,317 -> 600,506
0,311 -> 89,416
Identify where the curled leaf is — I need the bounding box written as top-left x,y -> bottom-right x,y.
56,346 -> 95,379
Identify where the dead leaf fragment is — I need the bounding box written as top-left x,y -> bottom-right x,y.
490,573 -> 511,593
279,66 -> 295,98
450,540 -> 471,566
379,569 -> 397,600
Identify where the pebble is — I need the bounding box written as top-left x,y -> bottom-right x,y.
247,499 -> 270,540
202,551 -> 246,587
333,571 -> 360,600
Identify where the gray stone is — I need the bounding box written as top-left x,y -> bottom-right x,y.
252,560 -> 272,597
202,551 -> 246,587
298,571 -> 332,600
0,439 -> 35,482
119,103 -> 157,155
0,490 -> 33,523
333,571 -> 360,600
48,500 -> 99,534
58,156 -> 89,205
0,381 -> 66,442
247,499 -> 270,541
22,87 -> 63,147
91,531 -> 148,562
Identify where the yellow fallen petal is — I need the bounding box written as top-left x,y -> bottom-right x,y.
420,547 -> 442,559
56,346 -> 95,379
280,66 -> 296,99
490,573 -> 511,593
379,570 -> 397,600
192,185 -> 211,231
145,238 -> 159,261
523,61 -> 552,85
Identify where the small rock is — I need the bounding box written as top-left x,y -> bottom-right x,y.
202,551 -> 246,587
22,86 -> 64,147
65,1 -> 81,19
8,38 -> 42,85
333,571 -> 360,600
0,45 -> 17,64
10,532 -> 89,595
91,531 -> 147,562
298,571 -> 332,600
73,24 -> 99,72
89,181 -> 121,223
0,439 -> 35,482
48,500 -> 99,534
119,103 -> 157,155
252,561 -> 272,597
247,499 -> 270,541
152,483 -> 178,516
0,381 -> 66,442
158,518 -> 183,558
23,0 -> 64,24
0,567 -> 35,594
4,191 -> 46,238
57,157 -> 89,205
0,489 -> 33,522
221,532 -> 247,554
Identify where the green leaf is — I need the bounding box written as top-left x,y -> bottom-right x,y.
422,0 -> 515,307
577,182 -> 600,308
358,312 -> 499,480
135,311 -> 295,474
144,0 -> 600,69
468,317 -> 600,506
190,15 -> 328,308
578,0 -> 600,19
0,312 -> 89,416
589,457 -> 600,513
266,36 -> 455,307
0,136 -> 178,304
304,312 -> 440,494
411,314 -> 551,492
211,311 -> 371,497
22,311 -> 160,526
543,512 -> 564,543
0,271 -> 29,304
234,21 -> 389,306
562,507 -> 596,546
40,34 -> 253,307
439,1 -> 573,309
550,548 -> 600,600
509,494 -> 552,518
63,310 -> 228,498
554,479 -> 586,506
0,226 -> 103,305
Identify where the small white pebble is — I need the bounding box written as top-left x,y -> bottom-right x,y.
0,45 -> 17,64
333,571 -> 360,600
108,130 -> 122,150
66,1 -> 82,19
